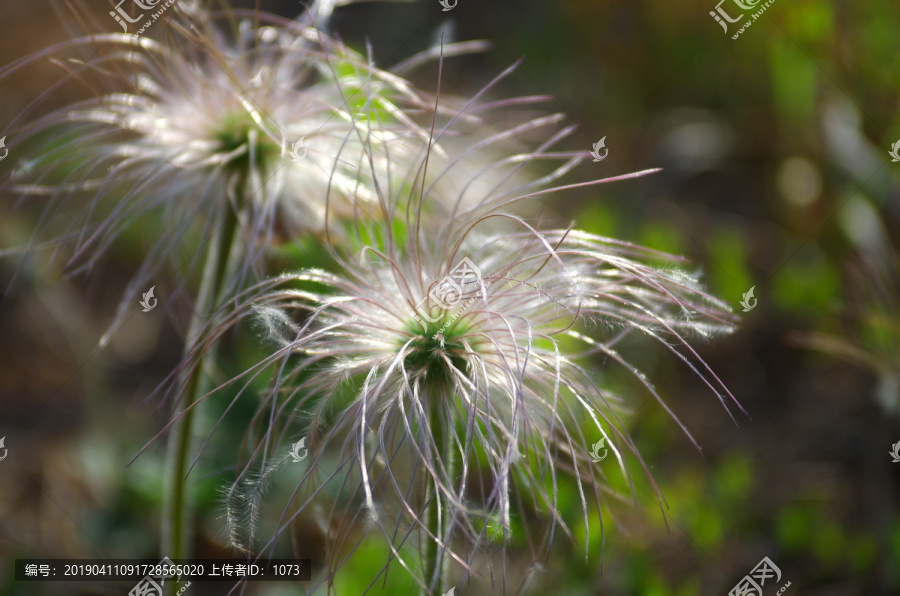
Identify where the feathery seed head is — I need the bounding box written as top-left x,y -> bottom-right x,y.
99,18 -> 743,585
214,210 -> 740,589
2,0 -> 432,316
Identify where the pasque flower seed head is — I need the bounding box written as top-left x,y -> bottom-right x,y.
2,0 -> 434,335
194,167 -> 741,591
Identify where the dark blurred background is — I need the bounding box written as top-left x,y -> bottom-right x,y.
1,0 -> 899,594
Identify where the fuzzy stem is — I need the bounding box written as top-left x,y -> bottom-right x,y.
162,199 -> 240,573
423,397 -> 454,596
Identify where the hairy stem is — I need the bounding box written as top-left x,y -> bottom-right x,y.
423,397 -> 454,596
163,199 -> 240,571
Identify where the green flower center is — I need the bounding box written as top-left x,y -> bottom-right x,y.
212,112 -> 281,176
403,320 -> 469,381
